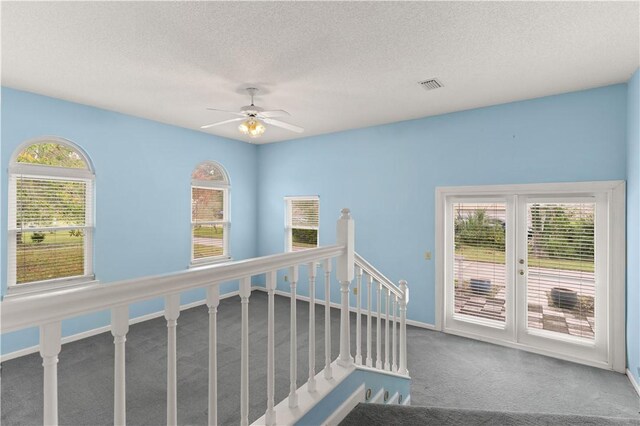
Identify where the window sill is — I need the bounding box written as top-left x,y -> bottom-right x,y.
4,276 -> 100,299
189,256 -> 234,269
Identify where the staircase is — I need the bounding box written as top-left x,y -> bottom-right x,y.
1,208 -> 410,426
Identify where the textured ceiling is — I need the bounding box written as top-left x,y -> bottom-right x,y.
2,1 -> 639,144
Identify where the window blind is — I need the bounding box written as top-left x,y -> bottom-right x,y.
191,186 -> 227,260
526,202 -> 595,340
288,198 -> 319,251
10,175 -> 92,284
453,202 -> 507,323
291,199 -> 319,228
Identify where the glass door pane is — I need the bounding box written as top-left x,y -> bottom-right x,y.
453,202 -> 507,323
525,202 -> 596,340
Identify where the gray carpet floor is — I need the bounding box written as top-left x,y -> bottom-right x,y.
1,291 -> 639,425
340,404 -> 640,426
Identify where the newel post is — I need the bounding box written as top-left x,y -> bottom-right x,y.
398,280 -> 409,376
336,208 -> 354,367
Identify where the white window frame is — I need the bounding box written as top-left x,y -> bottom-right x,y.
285,196 -> 320,252
435,181 -> 626,372
190,161 -> 231,266
6,137 -> 97,296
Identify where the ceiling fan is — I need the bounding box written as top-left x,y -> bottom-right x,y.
201,87 -> 304,138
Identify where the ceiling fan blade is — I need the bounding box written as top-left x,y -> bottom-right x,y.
206,108 -> 247,117
258,109 -> 290,118
263,118 -> 304,133
200,117 -> 244,129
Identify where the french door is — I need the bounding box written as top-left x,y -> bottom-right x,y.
439,182 -> 625,371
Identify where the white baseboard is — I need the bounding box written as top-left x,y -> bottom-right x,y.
1,289 -> 243,363
627,368 -> 640,397
254,287 -> 436,330
406,319 -> 437,330
323,383 -> 365,426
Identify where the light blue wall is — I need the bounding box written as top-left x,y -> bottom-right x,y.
626,69 -> 640,384
1,87 -> 258,355
256,85 -> 628,326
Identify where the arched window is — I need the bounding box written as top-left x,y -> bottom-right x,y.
8,137 -> 95,290
191,161 -> 230,263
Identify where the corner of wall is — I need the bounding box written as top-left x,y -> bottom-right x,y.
626,67 -> 640,384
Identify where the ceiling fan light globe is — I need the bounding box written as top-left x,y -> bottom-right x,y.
239,118 -> 265,138
249,121 -> 266,138
238,120 -> 250,134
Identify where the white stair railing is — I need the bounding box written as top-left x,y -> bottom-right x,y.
354,252 -> 409,375
0,208 -> 409,426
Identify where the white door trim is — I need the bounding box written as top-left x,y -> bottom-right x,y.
435,180 -> 626,372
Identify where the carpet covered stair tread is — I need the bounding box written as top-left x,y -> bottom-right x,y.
339,403 -> 640,426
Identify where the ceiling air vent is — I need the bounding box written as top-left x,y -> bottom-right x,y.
418,78 -> 443,91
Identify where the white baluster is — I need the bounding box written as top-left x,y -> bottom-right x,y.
164,294 -> 180,426
398,280 -> 409,376
265,271 -> 277,426
338,279 -> 353,367
336,208 -> 354,367
376,281 -> 382,369
384,289 -> 390,371
289,265 -> 299,408
308,262 -> 317,392
323,259 -> 333,380
40,322 -> 62,426
366,275 -> 373,368
392,295 -> 398,373
111,306 -> 129,426
206,285 -> 220,426
240,277 -> 251,426
355,267 -> 363,366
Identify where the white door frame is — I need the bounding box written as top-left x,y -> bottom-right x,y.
435,181 -> 626,372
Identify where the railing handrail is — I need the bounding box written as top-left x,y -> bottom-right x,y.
354,252 -> 403,298
1,244 -> 345,334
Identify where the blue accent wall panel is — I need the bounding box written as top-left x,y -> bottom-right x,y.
0,87 -> 258,355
